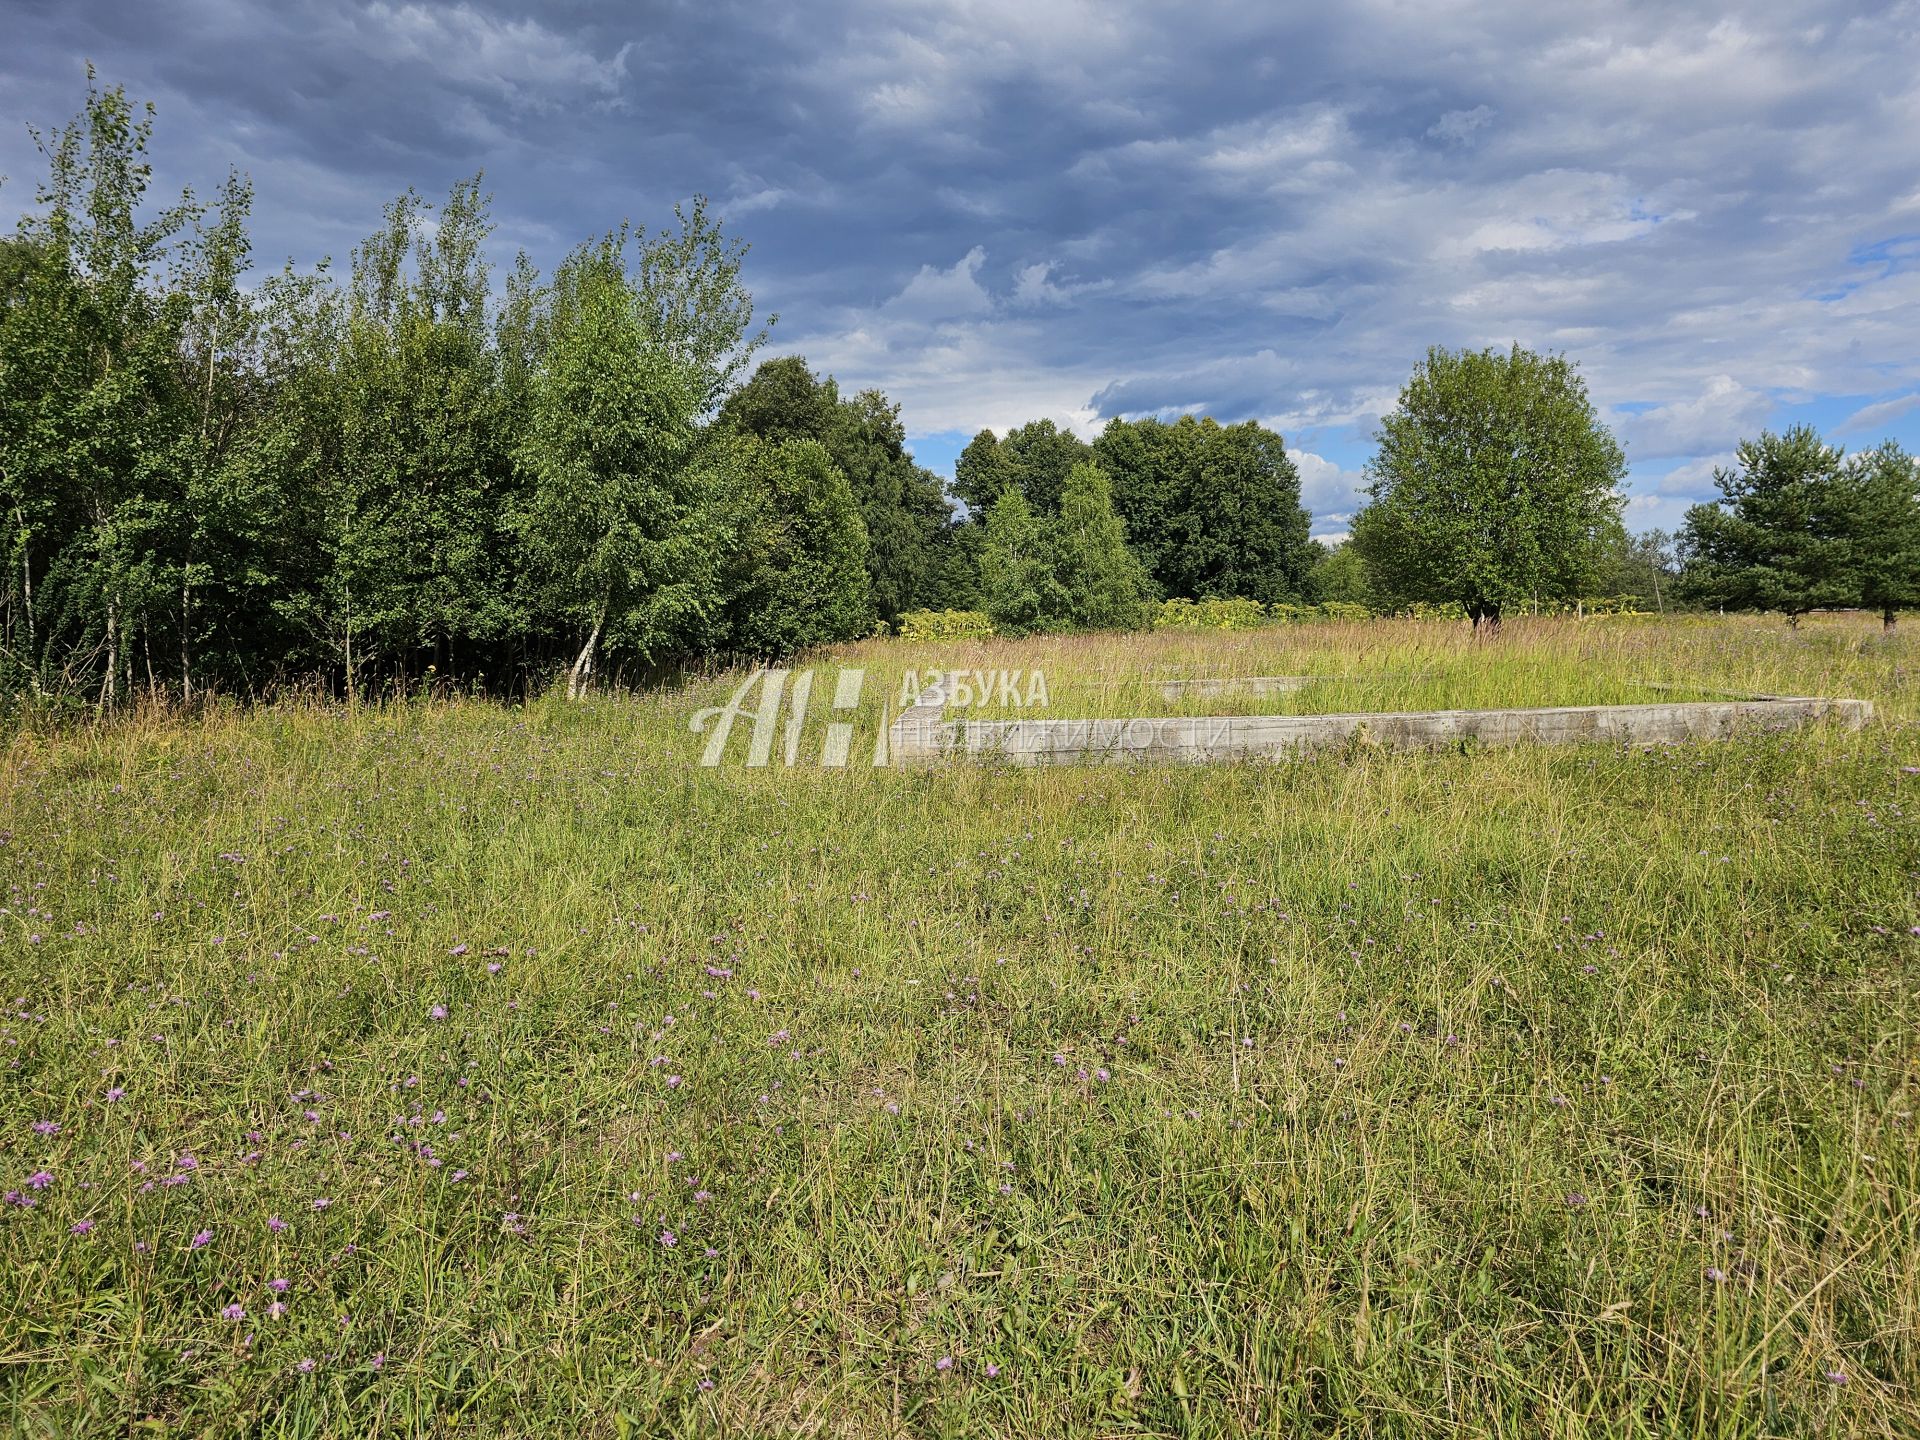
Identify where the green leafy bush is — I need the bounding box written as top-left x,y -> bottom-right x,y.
1269,601 -> 1374,623
895,609 -> 995,640
1153,596 -> 1269,631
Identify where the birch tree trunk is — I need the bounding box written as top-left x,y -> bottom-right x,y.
568,594 -> 611,701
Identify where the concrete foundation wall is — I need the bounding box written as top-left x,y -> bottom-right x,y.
890,697 -> 1872,767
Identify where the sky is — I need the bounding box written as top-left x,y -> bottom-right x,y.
4,1 -> 1918,539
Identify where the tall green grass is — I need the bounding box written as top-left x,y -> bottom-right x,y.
1,615 -> 1915,1436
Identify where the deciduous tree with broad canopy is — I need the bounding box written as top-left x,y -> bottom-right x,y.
1351,345 -> 1626,628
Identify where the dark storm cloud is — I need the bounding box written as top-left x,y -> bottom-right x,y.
4,0 -> 1919,531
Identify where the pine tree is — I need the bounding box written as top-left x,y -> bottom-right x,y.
1679,427 -> 1852,624
1839,440 -> 1920,630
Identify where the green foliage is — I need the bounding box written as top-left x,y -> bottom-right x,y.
1678,427 -> 1854,622
1,72 -> 201,705
11,74 -> 1918,714
1837,441 -> 1920,628
1679,430 -> 1920,629
711,434 -> 875,656
1351,345 -> 1626,626
1093,415 -> 1316,605
1405,599 -> 1471,621
1315,600 -> 1373,621
305,181 -> 523,684
721,357 -> 953,623
516,233 -> 709,694
1308,541 -> 1374,609
894,608 -> 995,640
1599,528 -> 1679,614
978,489 -> 1069,635
953,418 -> 1089,514
1152,596 -> 1269,631
1053,461 -> 1153,630
1267,600 -> 1376,623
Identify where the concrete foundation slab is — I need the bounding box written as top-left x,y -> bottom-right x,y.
890,696 -> 1871,766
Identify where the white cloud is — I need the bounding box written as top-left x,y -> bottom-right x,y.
1616,378 -> 1773,460
882,246 -> 993,321
32,0 -> 1908,528
1012,261 -> 1071,307
1840,392 -> 1920,434
1442,170 -> 1676,258
1428,105 -> 1494,145
356,4 -> 631,112
1288,448 -> 1370,525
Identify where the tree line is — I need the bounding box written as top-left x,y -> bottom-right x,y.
0,78 -> 1325,705
3,79 -> 1915,711
1320,345 -> 1919,631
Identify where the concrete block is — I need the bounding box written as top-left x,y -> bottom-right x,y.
889,696 -> 1872,767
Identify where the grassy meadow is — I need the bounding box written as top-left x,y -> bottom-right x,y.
2,614 -> 1917,1436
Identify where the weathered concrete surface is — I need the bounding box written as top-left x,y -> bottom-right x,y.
890,697 -> 1872,766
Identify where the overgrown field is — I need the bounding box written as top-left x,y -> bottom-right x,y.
2,616 -> 1917,1437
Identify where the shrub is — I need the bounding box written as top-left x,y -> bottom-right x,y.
1153,596 -> 1268,631
895,609 -> 995,641
1268,601 -> 1373,624
1317,601 -> 1373,621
